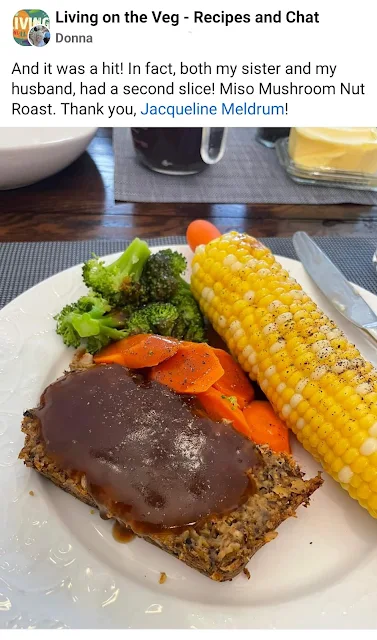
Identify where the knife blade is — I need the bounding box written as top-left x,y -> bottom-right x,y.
292,231 -> 377,331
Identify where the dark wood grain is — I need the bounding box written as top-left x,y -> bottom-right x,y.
1,128 -> 377,241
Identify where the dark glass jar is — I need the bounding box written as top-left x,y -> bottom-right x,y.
130,127 -> 227,175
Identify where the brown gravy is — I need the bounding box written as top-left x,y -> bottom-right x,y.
35,364 -> 261,535
112,520 -> 136,543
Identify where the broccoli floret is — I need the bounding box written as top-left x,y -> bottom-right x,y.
141,248 -> 205,341
140,249 -> 187,302
54,294 -> 129,353
139,249 -> 205,339
171,285 -> 206,342
126,303 -> 179,337
82,238 -> 151,306
55,305 -> 82,349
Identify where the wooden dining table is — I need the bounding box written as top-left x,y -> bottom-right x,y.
1,128 -> 377,242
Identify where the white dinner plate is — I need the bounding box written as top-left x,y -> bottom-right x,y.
1,244 -> 377,630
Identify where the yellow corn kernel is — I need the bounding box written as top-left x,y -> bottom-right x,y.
340,420 -> 357,438
233,299 -> 249,316
296,400 -> 310,416
357,483 -> 372,501
324,450 -> 335,466
351,432 -> 368,449
335,386 -> 355,403
309,433 -> 320,449
305,409 -> 321,428
351,457 -> 368,474
350,475 -> 362,489
317,440 -> 328,457
281,387 -> 294,404
364,392 -> 377,405
331,459 -> 343,474
325,408 -> 345,430
342,448 -> 359,465
273,353 -> 292,372
361,466 -> 377,484
318,422 -> 332,439
334,439 -> 349,457
326,431 -> 340,448
360,414 -> 377,431
370,477 -> 377,492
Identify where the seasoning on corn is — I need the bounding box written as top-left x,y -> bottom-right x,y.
191,231 -> 377,518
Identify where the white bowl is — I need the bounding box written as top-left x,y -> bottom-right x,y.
0,127 -> 98,190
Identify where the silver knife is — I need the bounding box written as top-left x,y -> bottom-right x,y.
292,232 -> 377,342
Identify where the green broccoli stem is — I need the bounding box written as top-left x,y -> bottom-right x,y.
113,238 -> 151,282
71,311 -> 128,338
101,326 -> 128,340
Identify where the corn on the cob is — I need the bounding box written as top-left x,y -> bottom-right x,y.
191,231 -> 377,518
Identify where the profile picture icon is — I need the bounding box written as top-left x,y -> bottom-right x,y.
28,23 -> 50,46
13,9 -> 50,46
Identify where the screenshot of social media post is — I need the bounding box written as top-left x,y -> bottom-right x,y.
1,0 -> 377,635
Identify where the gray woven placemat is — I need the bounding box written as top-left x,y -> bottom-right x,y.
114,128 -> 377,205
1,237 -> 377,310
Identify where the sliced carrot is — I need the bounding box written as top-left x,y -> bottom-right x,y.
211,348 -> 255,409
150,342 -> 224,394
186,220 -> 221,252
95,352 -> 125,366
196,387 -> 250,438
243,401 -> 291,453
94,334 -> 179,368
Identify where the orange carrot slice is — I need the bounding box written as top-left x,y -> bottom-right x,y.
94,334 -> 179,368
211,348 -> 255,409
196,387 -> 250,438
95,352 -> 125,366
186,220 -> 221,252
150,342 -> 224,393
243,401 -> 291,453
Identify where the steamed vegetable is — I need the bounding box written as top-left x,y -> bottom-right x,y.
55,240 -> 207,352
126,303 -> 179,337
54,294 -> 129,353
82,238 -> 151,306
186,220 -> 221,252
139,249 -> 205,341
191,230 -> 377,517
243,401 -> 291,453
170,282 -> 206,342
150,342 -> 224,393
94,334 -> 179,368
197,387 -> 250,437
211,348 -> 255,409
141,249 -> 187,302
